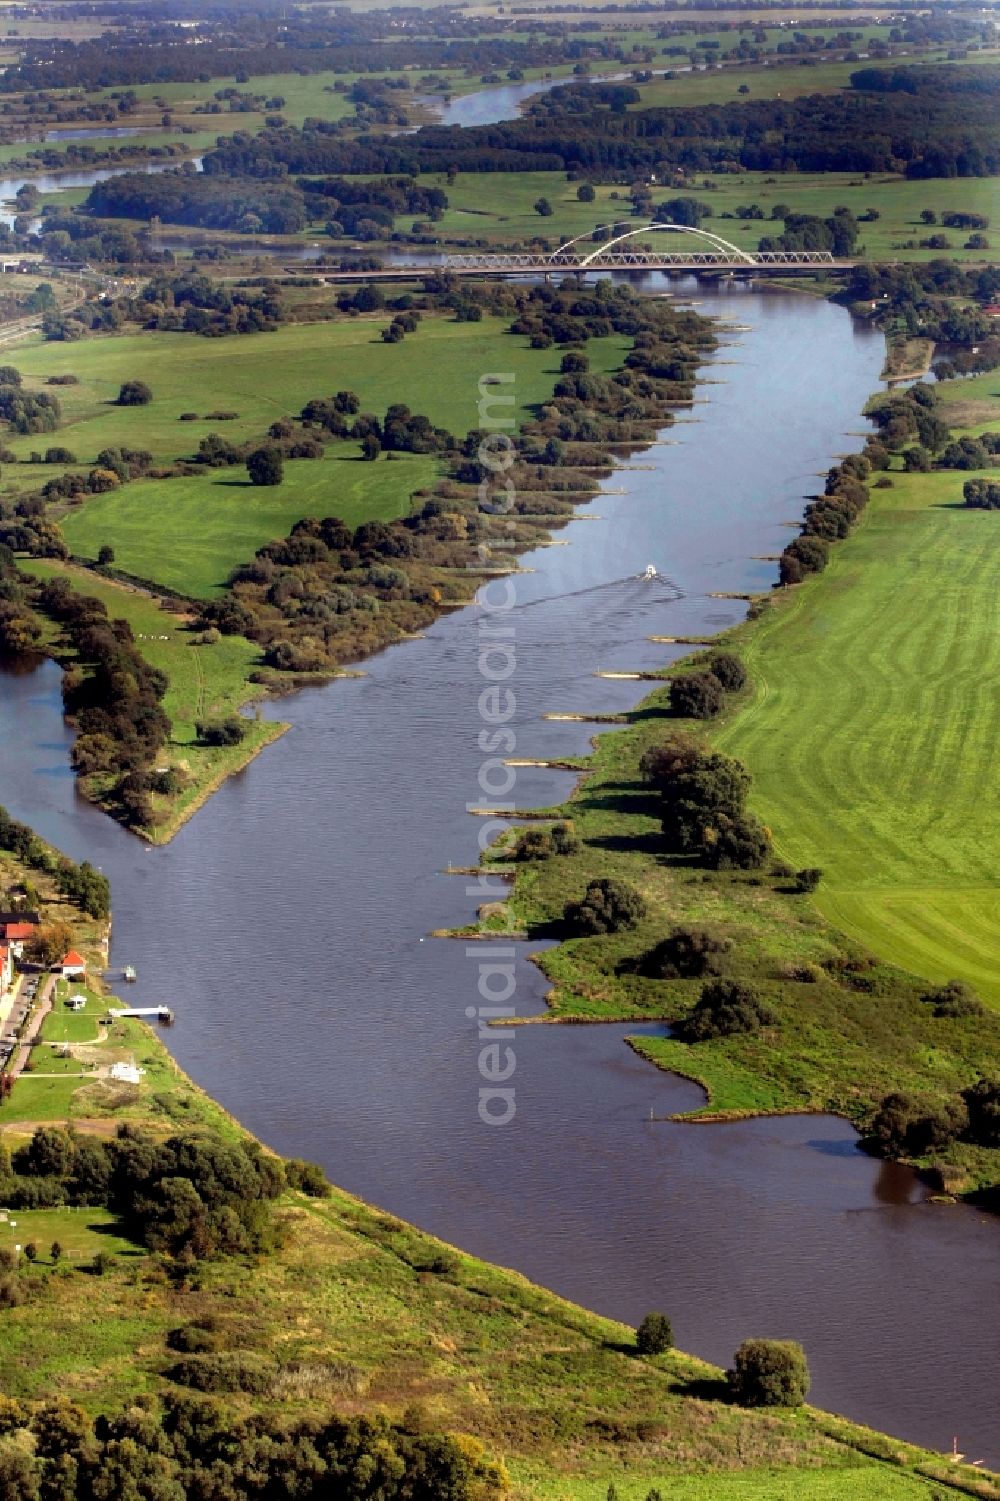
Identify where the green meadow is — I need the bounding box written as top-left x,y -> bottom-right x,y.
8,316 -> 628,464
60,445 -> 440,597
716,459 -> 1000,1004
10,317 -> 628,595
24,560 -> 283,840
432,168 -> 1000,262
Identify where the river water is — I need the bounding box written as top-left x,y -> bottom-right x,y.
1,282 -> 998,1463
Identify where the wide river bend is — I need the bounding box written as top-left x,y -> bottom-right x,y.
1,282 -> 998,1463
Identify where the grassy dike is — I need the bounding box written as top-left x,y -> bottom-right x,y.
3,903 -> 1000,1497
485,377 -> 1000,1196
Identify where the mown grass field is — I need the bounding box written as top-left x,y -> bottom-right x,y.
715,453 -> 1000,1005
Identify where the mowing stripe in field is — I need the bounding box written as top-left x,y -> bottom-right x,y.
716,464 -> 1000,1000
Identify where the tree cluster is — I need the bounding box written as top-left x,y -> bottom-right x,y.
641,734 -> 769,870
34,574 -> 170,828
0,1398 -> 486,1501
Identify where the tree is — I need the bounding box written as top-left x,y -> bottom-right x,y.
636,1312 -> 674,1355
640,926 -> 730,979
576,183 -> 596,202
564,878 -> 647,936
246,447 -> 283,486
50,1241 -> 62,1263
96,544 -> 115,566
116,380 -> 152,406
676,978 -> 775,1043
794,867 -> 823,893
23,1244 -> 36,1263
920,208 -> 937,224
727,1339 -> 810,1407
706,652 -> 746,693
534,197 -> 553,217
670,671 -> 724,720
962,1077 -> 1000,1147
27,920 -> 73,969
361,433 -> 381,462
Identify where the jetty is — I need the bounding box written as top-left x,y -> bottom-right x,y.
108,1005 -> 174,1025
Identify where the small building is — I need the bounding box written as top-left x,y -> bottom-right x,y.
67,995 -> 87,1012
3,921 -> 38,959
58,950 -> 87,979
0,944 -> 11,998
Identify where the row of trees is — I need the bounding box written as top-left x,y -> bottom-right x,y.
34,574 -> 171,829
0,1399 -> 485,1501
0,804 -> 109,919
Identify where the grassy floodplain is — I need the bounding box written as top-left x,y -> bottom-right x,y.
717,449 -> 1000,1006
0,975 -> 994,1499
11,316 -> 629,594
432,169 -> 1000,263
23,560 -> 283,841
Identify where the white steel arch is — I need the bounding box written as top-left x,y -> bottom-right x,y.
550,221 -> 636,259
570,222 -> 757,267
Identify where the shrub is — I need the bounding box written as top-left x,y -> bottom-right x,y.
246,446 -> 283,486
550,821 -> 580,855
962,1077 -> 1000,1147
869,1091 -> 967,1156
178,411 -> 199,421
564,878 -> 647,936
96,545 -> 115,566
639,926 -> 730,979
44,446 -> 76,464
675,978 -> 775,1043
284,1158 -> 330,1196
922,980 -> 983,1018
513,827 -> 553,862
794,867 -> 823,893
670,670 -> 724,720
727,1339 -> 810,1407
195,715 -> 247,747
706,652 -> 746,693
117,380 -> 152,406
167,1351 -> 274,1394
703,813 -> 770,870
636,1312 -> 674,1355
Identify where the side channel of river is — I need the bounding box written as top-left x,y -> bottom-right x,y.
0,281 -> 997,1463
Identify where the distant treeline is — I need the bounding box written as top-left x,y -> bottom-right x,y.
83,171 -> 449,239
0,10 -> 639,92
202,66 -> 1000,179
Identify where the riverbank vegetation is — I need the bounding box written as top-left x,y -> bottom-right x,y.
0,282 -> 712,838
478,367 -> 1000,1201
0,934 -> 995,1500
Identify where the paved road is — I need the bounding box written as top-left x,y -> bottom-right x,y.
4,973 -> 55,1081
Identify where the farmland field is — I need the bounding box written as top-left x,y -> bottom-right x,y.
716,449 -> 1000,1004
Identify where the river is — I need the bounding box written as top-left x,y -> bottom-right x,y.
1,281 -> 998,1464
